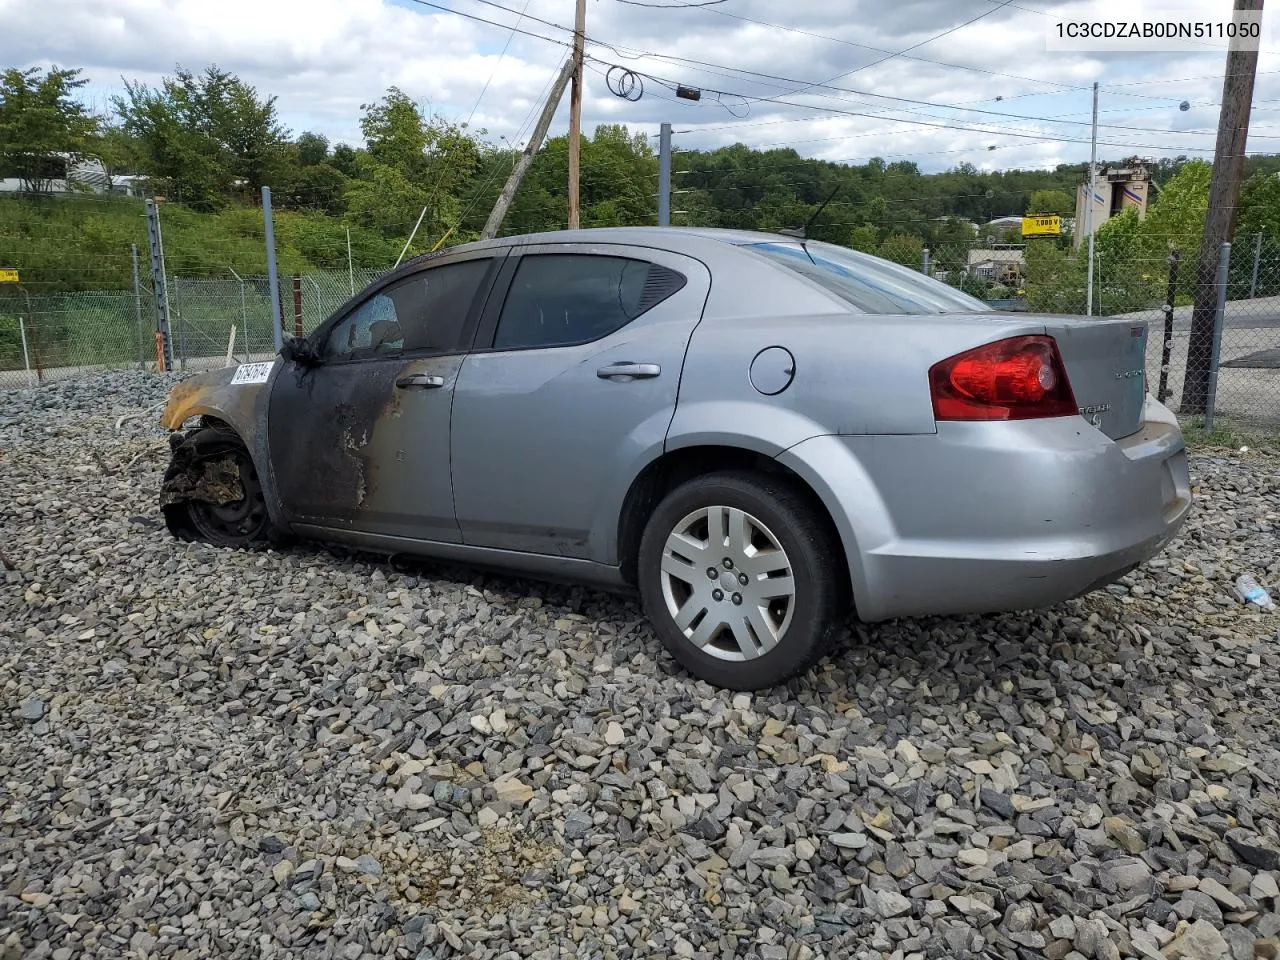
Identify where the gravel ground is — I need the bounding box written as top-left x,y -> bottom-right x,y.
4,372 -> 1280,960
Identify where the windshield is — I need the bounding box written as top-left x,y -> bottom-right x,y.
746,240 -> 990,315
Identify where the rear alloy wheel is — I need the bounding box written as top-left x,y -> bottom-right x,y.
638,471 -> 841,690
162,427 -> 274,549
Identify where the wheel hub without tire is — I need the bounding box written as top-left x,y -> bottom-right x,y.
659,505 -> 796,662
187,451 -> 268,546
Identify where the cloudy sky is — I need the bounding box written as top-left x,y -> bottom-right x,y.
4,0 -> 1280,177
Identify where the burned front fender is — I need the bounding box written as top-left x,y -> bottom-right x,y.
159,361 -> 285,527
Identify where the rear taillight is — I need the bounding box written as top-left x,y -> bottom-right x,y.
929,335 -> 1078,421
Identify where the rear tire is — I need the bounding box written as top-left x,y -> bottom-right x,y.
162,426 -> 275,549
637,471 -> 842,690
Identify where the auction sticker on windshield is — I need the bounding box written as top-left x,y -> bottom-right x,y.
230,362 -> 275,385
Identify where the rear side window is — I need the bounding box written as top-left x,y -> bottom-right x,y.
493,254 -> 686,350
747,240 -> 988,315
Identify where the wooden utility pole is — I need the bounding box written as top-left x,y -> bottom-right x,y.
567,0 -> 587,229
1180,0 -> 1264,416
482,59 -> 576,240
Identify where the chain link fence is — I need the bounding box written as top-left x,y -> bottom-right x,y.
0,289 -> 155,387
0,268 -> 382,388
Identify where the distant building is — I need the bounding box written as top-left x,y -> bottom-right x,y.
0,154 -> 142,196
966,247 -> 1025,285
1074,162 -> 1151,247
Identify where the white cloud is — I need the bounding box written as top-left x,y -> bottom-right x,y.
3,0 -> 1280,172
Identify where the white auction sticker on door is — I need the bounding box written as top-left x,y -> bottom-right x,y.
230,361 -> 275,385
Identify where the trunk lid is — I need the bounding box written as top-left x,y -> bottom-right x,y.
1037,313 -> 1148,440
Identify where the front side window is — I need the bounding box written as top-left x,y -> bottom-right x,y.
322,259 -> 491,361
325,292 -> 403,359
493,254 -> 686,350
747,240 -> 989,315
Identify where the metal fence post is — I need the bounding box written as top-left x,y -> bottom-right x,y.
1204,241 -> 1232,432
20,287 -> 43,384
1158,250 -> 1180,404
18,315 -> 34,388
1250,232 -> 1263,298
346,228 -> 355,297
145,199 -> 173,371
305,275 -> 323,333
263,186 -> 284,352
292,276 -> 303,339
658,122 -> 672,227
171,277 -> 187,371
921,248 -> 930,276
228,266 -> 249,361
131,243 -> 145,371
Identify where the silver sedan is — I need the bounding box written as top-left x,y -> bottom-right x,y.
158,227 -> 1192,690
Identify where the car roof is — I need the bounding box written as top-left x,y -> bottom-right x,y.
425,226 -> 795,259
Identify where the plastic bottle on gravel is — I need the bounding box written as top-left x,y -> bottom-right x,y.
1234,574 -> 1277,612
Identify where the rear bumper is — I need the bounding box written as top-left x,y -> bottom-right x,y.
777,397 -> 1192,622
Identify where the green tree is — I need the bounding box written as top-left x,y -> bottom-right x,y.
1140,159 -> 1210,256
848,225 -> 877,253
1089,208 -> 1161,313
331,143 -> 360,176
351,88 -> 481,247
1235,170 -> 1280,239
0,66 -> 98,193
281,163 -> 347,215
296,131 -> 329,167
344,159 -> 434,239
115,65 -> 291,209
361,87 -> 431,177
505,125 -> 656,235
877,233 -> 924,268
1024,239 -> 1084,313
1027,189 -> 1074,217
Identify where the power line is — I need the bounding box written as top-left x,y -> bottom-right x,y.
594,55 -> 1263,148
446,0 -> 1270,142
593,50 -> 1280,138
463,0 -> 535,128
405,0 -> 574,50
757,0 -> 1018,102
664,2 -> 1090,99
409,0 -> 1264,161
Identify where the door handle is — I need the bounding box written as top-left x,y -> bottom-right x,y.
396,374 -> 446,389
597,362 -> 661,381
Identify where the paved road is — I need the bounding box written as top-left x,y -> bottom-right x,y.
1120,295 -> 1280,331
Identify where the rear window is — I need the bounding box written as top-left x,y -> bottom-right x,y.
493,254 -> 686,350
746,240 -> 989,315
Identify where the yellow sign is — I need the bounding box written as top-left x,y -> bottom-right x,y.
1022,215 -> 1061,237
0,268 -> 19,283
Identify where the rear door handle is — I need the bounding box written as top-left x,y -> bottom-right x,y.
396,374 -> 446,389
597,362 -> 661,381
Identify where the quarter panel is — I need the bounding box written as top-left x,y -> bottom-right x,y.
674,311 -> 1051,440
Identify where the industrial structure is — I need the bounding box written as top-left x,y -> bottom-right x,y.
1073,161 -> 1152,248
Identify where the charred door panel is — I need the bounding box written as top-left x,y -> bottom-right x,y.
266,354 -> 461,542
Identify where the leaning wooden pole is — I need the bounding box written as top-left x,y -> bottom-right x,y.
482,59 -> 577,241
